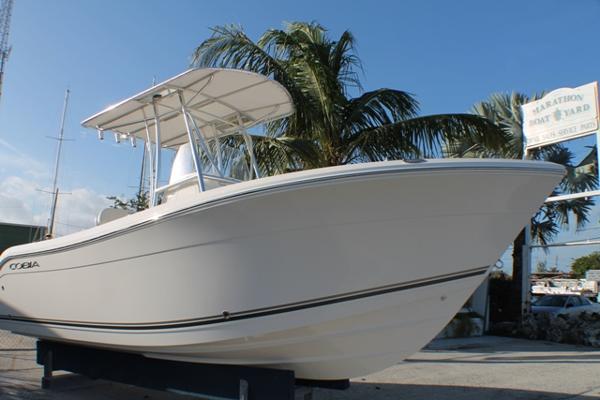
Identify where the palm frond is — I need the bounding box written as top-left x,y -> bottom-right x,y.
252,135 -> 322,174
191,24 -> 285,78
348,113 -> 505,162
329,30 -> 363,92
344,88 -> 419,134
530,216 -> 559,247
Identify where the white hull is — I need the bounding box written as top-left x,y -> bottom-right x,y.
0,159 -> 563,379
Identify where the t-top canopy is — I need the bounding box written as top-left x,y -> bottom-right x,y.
81,68 -> 294,148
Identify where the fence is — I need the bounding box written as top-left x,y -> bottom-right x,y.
0,329 -> 35,350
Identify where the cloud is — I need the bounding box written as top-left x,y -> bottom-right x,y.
0,176 -> 47,226
0,139 -> 49,179
0,138 -> 114,236
0,175 -> 110,236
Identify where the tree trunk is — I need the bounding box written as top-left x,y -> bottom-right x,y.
510,228 -> 526,322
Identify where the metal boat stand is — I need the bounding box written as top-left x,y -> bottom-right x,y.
37,341 -> 349,400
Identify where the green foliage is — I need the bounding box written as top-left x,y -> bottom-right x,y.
570,252 -> 600,279
107,191 -> 149,212
192,22 -> 505,171
490,270 -> 512,281
535,261 -> 548,273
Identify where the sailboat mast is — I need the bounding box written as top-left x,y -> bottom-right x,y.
46,89 -> 70,238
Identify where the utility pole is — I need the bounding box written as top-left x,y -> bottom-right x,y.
0,0 -> 13,105
46,89 -> 70,239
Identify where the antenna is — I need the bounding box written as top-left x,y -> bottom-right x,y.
0,0 -> 13,105
46,89 -> 70,239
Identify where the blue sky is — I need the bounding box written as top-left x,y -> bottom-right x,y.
1,0 -> 600,269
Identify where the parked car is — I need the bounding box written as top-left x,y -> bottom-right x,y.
531,294 -> 600,315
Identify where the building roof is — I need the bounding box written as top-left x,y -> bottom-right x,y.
0,222 -> 46,254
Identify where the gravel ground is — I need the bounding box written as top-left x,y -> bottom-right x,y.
1,332 -> 599,399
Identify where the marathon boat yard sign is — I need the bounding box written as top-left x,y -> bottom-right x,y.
522,82 -> 599,149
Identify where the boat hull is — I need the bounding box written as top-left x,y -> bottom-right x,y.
0,159 -> 564,379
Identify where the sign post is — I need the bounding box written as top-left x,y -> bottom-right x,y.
520,82 -> 600,317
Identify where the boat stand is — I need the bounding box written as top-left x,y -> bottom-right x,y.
37,341 -> 349,400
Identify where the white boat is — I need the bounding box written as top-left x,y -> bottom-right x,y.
0,68 -> 564,380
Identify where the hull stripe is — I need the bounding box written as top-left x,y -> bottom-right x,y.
0,266 -> 488,331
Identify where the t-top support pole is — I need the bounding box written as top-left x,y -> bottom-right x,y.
236,115 -> 260,179
142,110 -> 155,203
243,133 -> 260,179
151,96 -> 162,205
178,90 -> 206,192
212,125 -> 223,174
187,113 -> 224,178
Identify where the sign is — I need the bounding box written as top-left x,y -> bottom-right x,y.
522,82 -> 599,149
586,269 -> 600,282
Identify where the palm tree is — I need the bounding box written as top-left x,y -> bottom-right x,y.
191,22 -> 506,173
446,92 -> 597,320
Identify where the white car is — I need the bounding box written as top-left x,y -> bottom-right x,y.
532,295 -> 600,316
